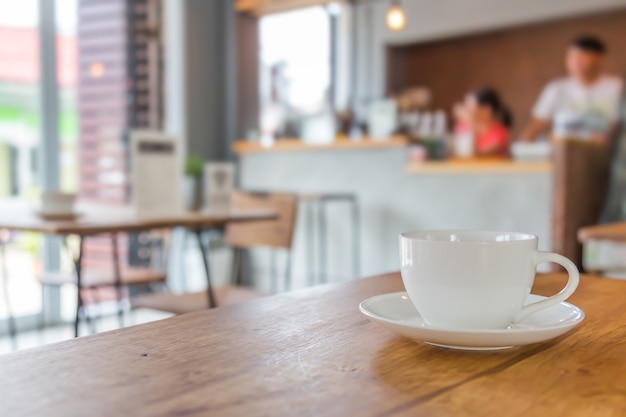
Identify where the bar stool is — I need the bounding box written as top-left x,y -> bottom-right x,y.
299,193 -> 360,286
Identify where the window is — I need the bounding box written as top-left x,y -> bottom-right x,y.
0,0 -> 43,321
259,7 -> 331,119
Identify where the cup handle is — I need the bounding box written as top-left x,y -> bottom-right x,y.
514,251 -> 579,322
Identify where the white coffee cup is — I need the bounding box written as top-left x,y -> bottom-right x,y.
41,191 -> 76,216
399,230 -> 579,329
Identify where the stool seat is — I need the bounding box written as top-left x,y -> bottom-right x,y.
131,286 -> 266,314
298,193 -> 357,202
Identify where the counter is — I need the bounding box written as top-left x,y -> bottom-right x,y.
235,139 -> 552,290
406,159 -> 552,174
233,136 -> 408,154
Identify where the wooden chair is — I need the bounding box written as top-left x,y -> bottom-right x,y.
552,139 -> 610,270
131,191 -> 298,314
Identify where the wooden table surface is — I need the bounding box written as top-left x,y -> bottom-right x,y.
0,200 -> 276,235
578,221 -> 626,243
2,272 -> 625,417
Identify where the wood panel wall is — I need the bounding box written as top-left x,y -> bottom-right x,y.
386,8 -> 626,136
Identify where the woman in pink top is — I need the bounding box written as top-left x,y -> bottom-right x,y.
454,88 -> 513,158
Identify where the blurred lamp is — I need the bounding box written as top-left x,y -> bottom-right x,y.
386,0 -> 406,31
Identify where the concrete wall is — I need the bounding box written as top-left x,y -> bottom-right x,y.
354,0 -> 626,111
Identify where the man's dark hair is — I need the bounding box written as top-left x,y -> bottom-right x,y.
571,35 -> 607,54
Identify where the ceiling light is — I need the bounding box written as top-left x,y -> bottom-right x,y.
386,0 -> 406,32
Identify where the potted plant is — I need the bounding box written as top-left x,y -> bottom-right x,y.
184,154 -> 204,211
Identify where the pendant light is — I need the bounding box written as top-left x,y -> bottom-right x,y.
386,0 -> 406,31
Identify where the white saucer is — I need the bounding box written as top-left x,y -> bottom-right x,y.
359,292 -> 584,350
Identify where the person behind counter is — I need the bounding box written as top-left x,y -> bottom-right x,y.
521,35 -> 624,144
453,88 -> 512,158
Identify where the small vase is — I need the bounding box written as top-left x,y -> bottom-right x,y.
183,176 -> 203,211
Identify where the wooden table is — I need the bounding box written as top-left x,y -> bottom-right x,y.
0,200 -> 276,337
2,271 -> 625,417
578,221 -> 626,243
0,200 -> 275,235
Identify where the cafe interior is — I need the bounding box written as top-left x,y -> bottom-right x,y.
2,0 -> 626,415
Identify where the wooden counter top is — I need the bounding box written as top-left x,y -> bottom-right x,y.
233,136 -> 408,154
406,159 -> 552,174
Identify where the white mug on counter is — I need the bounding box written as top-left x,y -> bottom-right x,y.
399,230 -> 579,330
40,191 -> 76,216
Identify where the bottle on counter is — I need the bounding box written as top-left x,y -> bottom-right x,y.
349,122 -> 364,141
453,124 -> 474,158
417,110 -> 448,161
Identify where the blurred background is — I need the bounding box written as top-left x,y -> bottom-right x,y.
1,0 -> 625,347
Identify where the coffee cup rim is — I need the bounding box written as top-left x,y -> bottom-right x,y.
400,230 -> 537,244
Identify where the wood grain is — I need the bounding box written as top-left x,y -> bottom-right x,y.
1,272 -> 624,417
236,0 -> 335,15
405,159 -> 552,174
578,222 -> 626,243
232,136 -> 408,154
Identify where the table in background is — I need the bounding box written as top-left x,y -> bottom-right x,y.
0,200 -> 276,337
1,272 -> 625,416
578,221 -> 626,243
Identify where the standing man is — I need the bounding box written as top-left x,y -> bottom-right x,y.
521,35 -> 623,144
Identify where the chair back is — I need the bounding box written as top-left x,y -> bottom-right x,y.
225,191 -> 298,250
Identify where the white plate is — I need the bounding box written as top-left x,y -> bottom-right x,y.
359,292 -> 584,350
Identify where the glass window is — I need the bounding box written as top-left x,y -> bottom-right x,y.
0,0 -> 42,320
259,7 -> 331,119
56,0 -> 78,193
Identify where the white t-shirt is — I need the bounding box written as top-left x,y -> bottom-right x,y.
533,75 -> 623,139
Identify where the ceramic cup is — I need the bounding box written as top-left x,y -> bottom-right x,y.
41,191 -> 76,215
399,230 -> 579,329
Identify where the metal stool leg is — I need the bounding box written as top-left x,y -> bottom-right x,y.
284,252 -> 292,291
231,248 -> 243,286
306,201 -> 316,287
66,236 -> 90,338
1,240 -> 17,349
319,200 -> 327,284
87,287 -> 100,334
111,233 -> 124,328
351,198 -> 360,278
270,250 -> 277,292
195,230 -> 216,308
